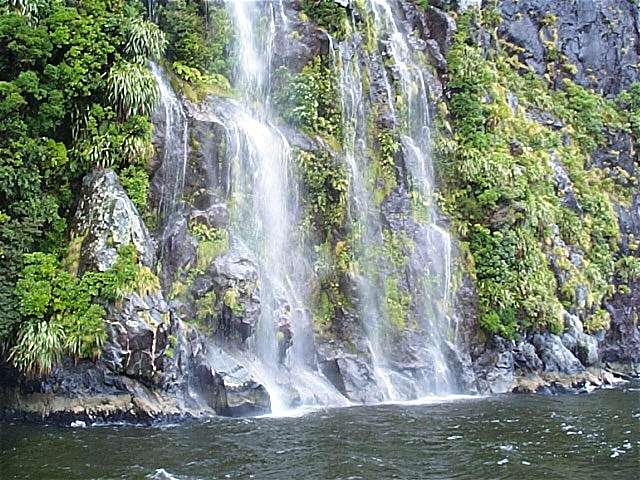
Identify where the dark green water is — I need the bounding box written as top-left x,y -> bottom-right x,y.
1,385 -> 638,480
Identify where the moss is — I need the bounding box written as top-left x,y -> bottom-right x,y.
382,229 -> 413,270
223,287 -> 244,316
313,289 -> 333,333
615,256 -> 640,284
584,308 -> 611,333
133,265 -> 161,297
384,276 -> 411,330
195,290 -> 217,324
169,279 -> 188,300
171,61 -> 234,101
369,127 -> 400,205
62,235 -> 85,277
190,223 -> 229,271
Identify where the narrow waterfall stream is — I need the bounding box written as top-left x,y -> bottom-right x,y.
150,62 -> 189,229
365,0 -> 460,393
220,0 -> 349,410
333,37 -> 404,401
330,0 -> 462,400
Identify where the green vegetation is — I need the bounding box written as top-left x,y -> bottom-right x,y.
296,150 -> 349,236
384,276 -> 411,330
295,148 -> 350,334
439,9 -> 634,338
223,287 -> 244,316
159,0 -> 232,99
370,126 -> 400,205
300,0 -> 350,40
0,0 -> 165,375
276,56 -> 343,145
194,290 -> 216,332
11,244 -> 158,376
107,61 -> 160,119
190,222 -> 229,271
120,165 -> 150,212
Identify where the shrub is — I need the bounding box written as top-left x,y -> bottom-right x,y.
275,56 -> 343,143
124,17 -> 166,64
119,165 -> 150,212
300,0 -> 349,40
9,319 -> 64,377
107,61 -> 160,119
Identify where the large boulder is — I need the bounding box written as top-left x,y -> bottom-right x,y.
72,169 -> 156,273
188,249 -> 261,345
209,346 -> 271,416
533,333 -> 585,374
317,342 -> 384,403
561,313 -> 599,367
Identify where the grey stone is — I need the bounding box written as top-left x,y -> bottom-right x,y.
533,333 -> 585,374
72,169 -> 156,273
498,0 -> 640,96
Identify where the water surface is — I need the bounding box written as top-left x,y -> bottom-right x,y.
1,384 -> 638,479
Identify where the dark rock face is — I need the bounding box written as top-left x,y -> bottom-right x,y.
498,0 -> 640,96
274,1 -> 331,73
102,292 -> 171,384
205,251 -> 261,344
157,211 -> 198,289
473,337 -> 515,394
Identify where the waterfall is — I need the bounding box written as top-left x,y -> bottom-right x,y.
329,0 -> 462,398
150,0 -> 470,414
150,62 -> 189,229
219,0 -> 348,410
331,38 -> 402,400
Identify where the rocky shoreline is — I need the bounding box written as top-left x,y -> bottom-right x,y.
0,365 -> 634,426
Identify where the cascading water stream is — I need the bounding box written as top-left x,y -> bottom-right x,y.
331,38 -> 402,401
219,0 -> 348,411
151,0 -> 468,413
373,0 -> 459,393
329,0 -> 462,398
150,62 -> 189,229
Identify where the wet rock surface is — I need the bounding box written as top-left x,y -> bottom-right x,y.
317,341 -> 383,404
498,0 -> 640,96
